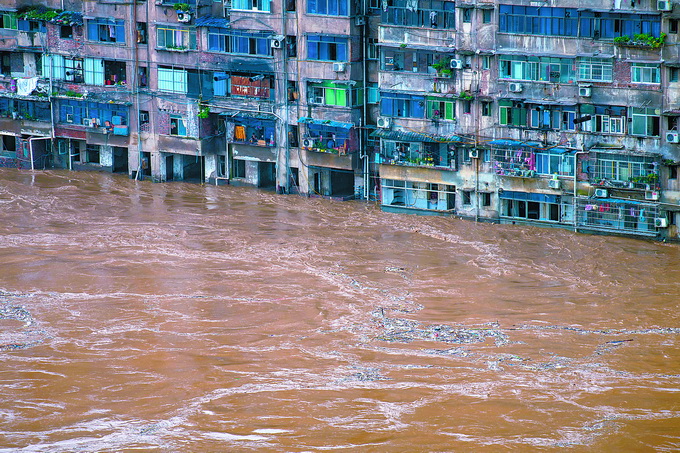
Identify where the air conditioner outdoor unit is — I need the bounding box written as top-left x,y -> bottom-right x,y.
657,0 -> 672,11
66,113 -> 74,123
82,118 -> 94,127
594,188 -> 608,198
333,62 -> 346,72
469,149 -> 479,159
667,132 -> 680,143
549,179 -> 561,189
645,190 -> 660,201
509,82 -> 523,93
354,16 -> 366,26
655,217 -> 668,228
177,12 -> 191,23
450,59 -> 464,70
271,36 -> 284,49
579,87 -> 592,97
302,138 -> 313,148
376,116 -> 391,129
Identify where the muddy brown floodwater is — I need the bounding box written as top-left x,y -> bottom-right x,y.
0,168 -> 679,452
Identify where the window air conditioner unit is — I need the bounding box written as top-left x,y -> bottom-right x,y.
657,0 -> 672,11
450,59 -> 464,70
594,188 -> 608,198
509,82 -> 523,93
469,149 -> 479,159
645,190 -> 660,201
177,12 -> 191,23
655,217 -> 668,228
549,179 -> 561,189
302,138 -> 313,149
376,116 -> 391,129
579,87 -> 592,97
667,132 -> 680,143
66,113 -> 74,123
271,36 -> 284,49
333,62 -> 346,72
355,16 -> 366,26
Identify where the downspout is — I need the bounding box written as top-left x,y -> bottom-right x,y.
133,0 -> 143,180
359,1 -> 368,200
573,150 -> 586,232
281,0 -> 290,193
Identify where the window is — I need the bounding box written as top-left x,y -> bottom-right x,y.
60,25 -> 73,39
578,58 -> 613,82
18,19 -> 45,32
231,117 -> 276,146
304,124 -> 351,152
158,66 -> 188,93
382,0 -> 456,29
140,110 -> 150,127
630,107 -> 660,136
64,57 -> 84,83
482,55 -> 490,70
287,36 -> 297,57
481,101 -> 491,117
307,35 -> 348,61
592,152 -> 656,183
462,8 -> 472,23
136,22 -> 148,44
483,149 -> 491,162
381,48 -> 441,73
170,115 -> 187,136
233,159 -> 246,178
579,11 -> 661,40
232,0 -> 272,12
670,67 -> 679,83
307,0 -> 349,16
87,18 -> 125,43
670,19 -> 678,34
208,28 -> 272,56
380,92 -> 426,118
427,98 -> 455,120
367,84 -> 379,104
462,100 -> 472,114
499,5 -> 578,36
462,190 -> 472,205
367,38 -> 379,60
669,166 -> 677,180
631,63 -> 660,84
499,55 -> 575,83
529,105 -> 575,131
59,100 -> 128,126
499,101 -> 527,127
157,26 -> 196,50
138,66 -> 148,87
0,12 -> 17,30
308,81 -> 360,107
535,150 -> 574,176
580,105 -> 626,134
480,192 -> 491,207
482,9 -> 491,24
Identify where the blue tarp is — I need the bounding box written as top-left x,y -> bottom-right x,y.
500,190 -> 559,204
195,16 -> 230,27
298,117 -> 353,129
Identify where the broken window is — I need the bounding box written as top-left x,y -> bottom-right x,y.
136,22 -> 147,44
60,25 -> 73,39
233,159 -> 246,178
462,190 -> 472,205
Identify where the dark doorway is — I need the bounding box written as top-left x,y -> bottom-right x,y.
113,146 -> 128,173
258,161 -> 276,188
330,169 -> 354,197
165,155 -> 174,181
184,155 -> 205,182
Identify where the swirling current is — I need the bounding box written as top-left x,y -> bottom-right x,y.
0,168 -> 678,452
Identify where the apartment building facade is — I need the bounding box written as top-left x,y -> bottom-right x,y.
0,0 -> 679,240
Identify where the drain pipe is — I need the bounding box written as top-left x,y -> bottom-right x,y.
573,150 -> 586,232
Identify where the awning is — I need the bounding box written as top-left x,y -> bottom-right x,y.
488,139 -> 523,147
195,16 -> 230,27
298,117 -> 353,129
370,129 -> 462,143
221,111 -> 276,120
500,190 -> 559,204
663,110 -> 680,116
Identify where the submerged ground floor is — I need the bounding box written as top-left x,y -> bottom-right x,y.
2,134 -> 679,242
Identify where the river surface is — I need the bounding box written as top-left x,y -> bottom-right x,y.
0,168 -> 678,452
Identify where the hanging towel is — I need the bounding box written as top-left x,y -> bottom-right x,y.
16,77 -> 38,96
234,125 -> 246,141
